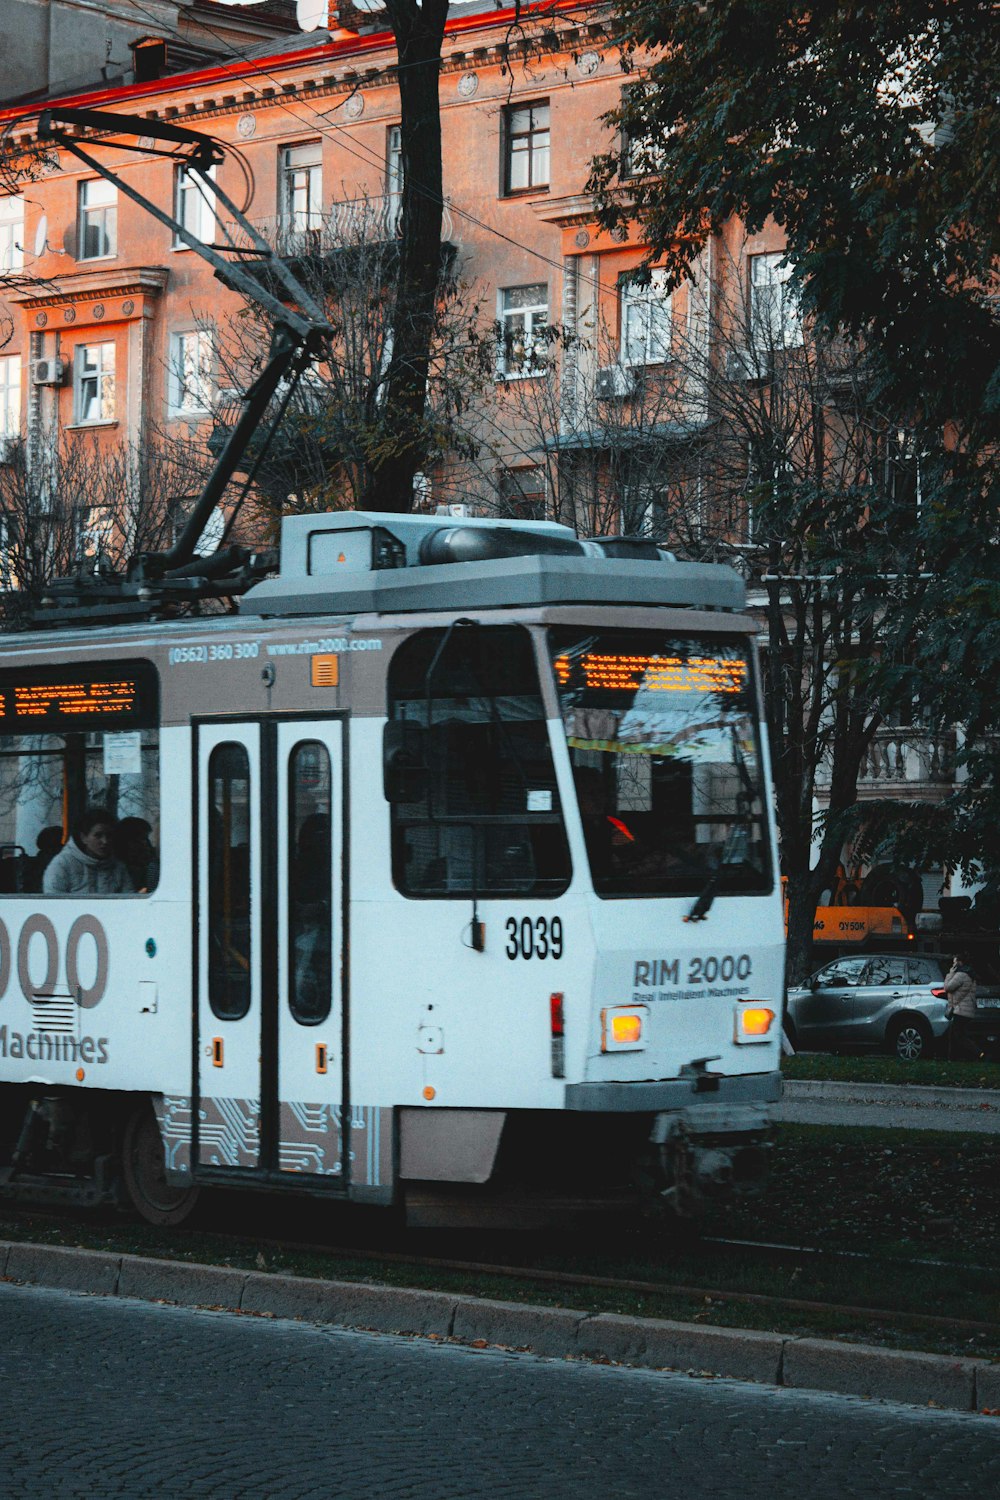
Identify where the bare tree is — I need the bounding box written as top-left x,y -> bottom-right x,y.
205,206 -> 497,522
0,430 -> 221,625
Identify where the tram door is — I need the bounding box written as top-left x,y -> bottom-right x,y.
195,719 -> 345,1184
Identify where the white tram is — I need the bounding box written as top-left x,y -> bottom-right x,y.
0,512 -> 784,1225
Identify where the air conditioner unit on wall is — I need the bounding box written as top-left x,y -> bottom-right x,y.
32,358 -> 67,386
595,365 -> 636,400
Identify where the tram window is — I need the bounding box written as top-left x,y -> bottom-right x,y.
386,625 -> 571,898
208,742 -> 252,1021
550,629 -> 772,899
288,741 -> 332,1025
0,660 -> 160,895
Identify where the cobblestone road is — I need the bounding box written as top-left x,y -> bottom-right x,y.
1,1283 -> 997,1499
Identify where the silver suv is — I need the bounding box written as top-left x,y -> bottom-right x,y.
785,952 -> 949,1061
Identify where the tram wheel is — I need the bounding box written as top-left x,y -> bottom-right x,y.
122,1104 -> 200,1227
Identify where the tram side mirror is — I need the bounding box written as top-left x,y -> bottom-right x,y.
383,720 -> 429,804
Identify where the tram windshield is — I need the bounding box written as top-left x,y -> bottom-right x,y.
549,629 -> 771,898
386,624 -> 571,898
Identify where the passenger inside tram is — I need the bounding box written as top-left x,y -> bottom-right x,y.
115,816 -> 159,892
42,807 -> 131,895
25,827 -> 65,892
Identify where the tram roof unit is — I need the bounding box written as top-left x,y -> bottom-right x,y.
239,512 -> 747,619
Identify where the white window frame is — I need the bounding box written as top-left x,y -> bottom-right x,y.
78,178 -> 117,261
620,268 -> 672,367
0,196 -> 24,272
0,354 -> 21,439
504,101 -> 550,195
0,512 -> 15,590
74,342 -> 116,425
498,284 -> 549,379
77,503 -> 114,570
386,125 -> 404,200
174,165 -> 217,247
280,142 -> 323,242
749,252 -> 803,349
168,329 -> 213,417
621,83 -> 669,179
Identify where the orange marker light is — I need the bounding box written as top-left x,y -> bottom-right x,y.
422,1085 -> 436,1101
740,1007 -> 775,1037
611,1013 -> 643,1045
75,1068 -> 85,1082
600,1005 -> 648,1052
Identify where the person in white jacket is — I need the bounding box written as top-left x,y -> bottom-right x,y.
43,809 -> 131,895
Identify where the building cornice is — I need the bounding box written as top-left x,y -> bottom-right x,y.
0,2 -> 610,136
6,267 -> 169,316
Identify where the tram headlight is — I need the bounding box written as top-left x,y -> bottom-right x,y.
735,1004 -> 776,1043
601,1005 -> 648,1052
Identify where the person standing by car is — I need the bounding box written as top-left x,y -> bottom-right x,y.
945,952 -> 978,1060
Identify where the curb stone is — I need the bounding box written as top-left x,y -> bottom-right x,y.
1,1239 -> 997,1414
576,1312 -> 784,1385
775,1080 -> 1000,1135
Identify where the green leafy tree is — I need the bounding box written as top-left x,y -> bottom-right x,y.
590,0 -> 999,436
590,0 -> 1000,921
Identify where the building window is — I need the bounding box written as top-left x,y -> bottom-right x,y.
885,426 -> 921,522
499,466 -> 546,521
0,355 -> 20,439
0,196 -> 24,271
77,504 -> 114,570
387,125 -> 404,200
0,513 -> 16,590
498,284 -> 549,378
620,268 -> 672,366
174,165 -> 216,246
280,142 -> 322,245
168,330 -> 213,416
621,83 -> 668,179
74,342 -> 116,424
503,102 -> 550,194
749,252 -> 802,348
78,178 -> 117,260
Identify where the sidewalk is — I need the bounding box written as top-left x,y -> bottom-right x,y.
2,1239 -> 997,1415
775,1079 -> 1000,1133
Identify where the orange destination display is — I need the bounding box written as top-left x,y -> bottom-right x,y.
0,661 -> 158,733
553,652 -> 747,696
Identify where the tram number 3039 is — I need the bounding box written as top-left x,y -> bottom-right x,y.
505,916 -> 564,961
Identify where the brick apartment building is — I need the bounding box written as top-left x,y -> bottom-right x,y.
0,0 -> 960,908
0,0 -> 795,519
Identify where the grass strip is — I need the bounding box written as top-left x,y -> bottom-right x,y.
782,1053 -> 1000,1089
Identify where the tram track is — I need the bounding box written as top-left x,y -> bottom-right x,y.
230,1230 -> 1000,1342
2,1200 -> 998,1346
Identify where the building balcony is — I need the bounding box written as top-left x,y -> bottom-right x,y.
815,726 -> 957,803
225,198 -> 455,259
